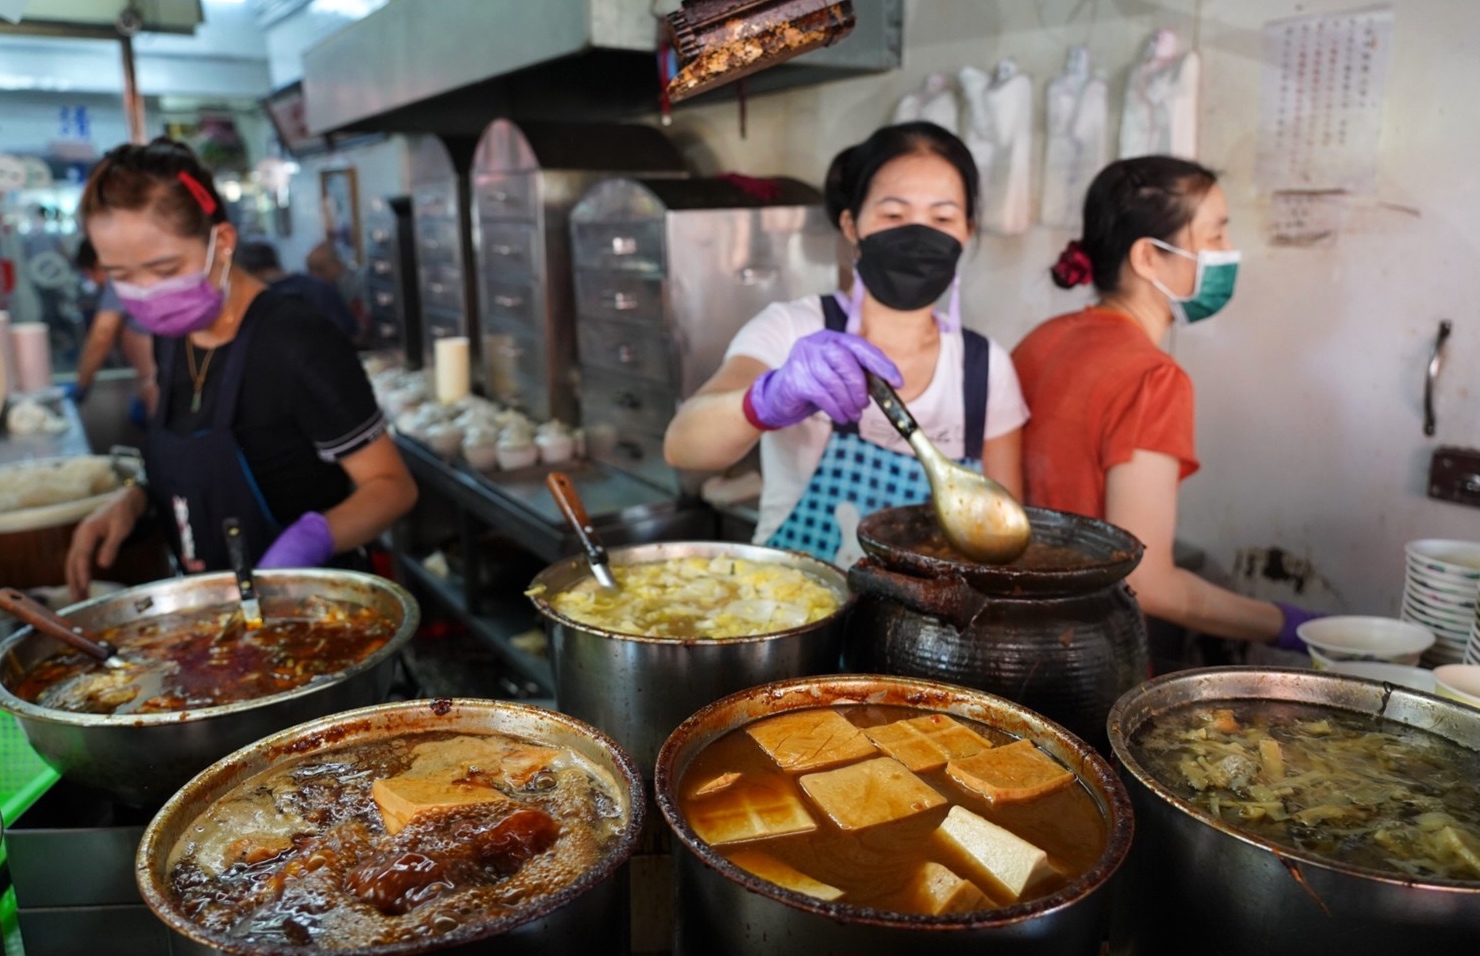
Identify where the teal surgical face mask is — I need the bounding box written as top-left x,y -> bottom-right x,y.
1148,238 -> 1241,324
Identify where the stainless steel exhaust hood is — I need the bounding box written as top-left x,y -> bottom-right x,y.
302,0 -> 900,136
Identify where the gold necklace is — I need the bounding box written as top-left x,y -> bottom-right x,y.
185,341 -> 217,414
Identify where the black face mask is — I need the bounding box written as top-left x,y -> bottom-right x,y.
855,223 -> 963,311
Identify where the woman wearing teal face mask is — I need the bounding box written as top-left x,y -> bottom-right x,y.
1013,156 -> 1320,656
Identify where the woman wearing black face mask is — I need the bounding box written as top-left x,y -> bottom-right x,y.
665,122 -> 1029,566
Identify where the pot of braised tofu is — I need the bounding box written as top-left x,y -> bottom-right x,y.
653,674 -> 1133,956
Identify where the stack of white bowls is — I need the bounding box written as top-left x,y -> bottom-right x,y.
1402,539 -> 1480,666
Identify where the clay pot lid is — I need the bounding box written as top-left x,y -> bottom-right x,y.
856,505 -> 1145,597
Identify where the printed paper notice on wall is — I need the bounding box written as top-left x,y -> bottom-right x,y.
1256,6 -> 1394,194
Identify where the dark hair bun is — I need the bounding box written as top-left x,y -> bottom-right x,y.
1050,240 -> 1095,289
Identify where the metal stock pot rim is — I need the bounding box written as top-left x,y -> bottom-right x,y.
1108,665 -> 1480,893
526,541 -> 855,645
654,673 -> 1135,930
0,569 -> 419,727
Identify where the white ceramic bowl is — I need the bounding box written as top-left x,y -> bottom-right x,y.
496,443 -> 539,471
536,433 -> 575,465
463,442 -> 501,472
1405,539 -> 1480,578
1404,568 -> 1479,597
1405,580 -> 1477,609
422,421 -> 464,458
1434,664 -> 1480,708
1406,563 -> 1480,594
1403,592 -> 1474,625
1297,615 -> 1436,666
1328,660 -> 1438,694
1307,645 -> 1336,670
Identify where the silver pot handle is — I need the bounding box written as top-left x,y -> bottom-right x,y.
1425,319 -> 1452,436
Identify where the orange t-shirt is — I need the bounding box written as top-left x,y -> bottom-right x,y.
1011,307 -> 1199,520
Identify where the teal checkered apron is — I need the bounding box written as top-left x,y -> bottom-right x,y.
765,294 -> 991,564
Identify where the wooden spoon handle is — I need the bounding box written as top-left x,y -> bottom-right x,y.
546,472 -> 609,568
0,587 -> 116,662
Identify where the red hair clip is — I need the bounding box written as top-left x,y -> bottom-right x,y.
1051,240 -> 1094,288
177,171 -> 218,216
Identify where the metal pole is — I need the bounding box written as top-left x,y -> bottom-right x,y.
119,34 -> 147,144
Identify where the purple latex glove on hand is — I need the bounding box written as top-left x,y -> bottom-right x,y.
1275,602 -> 1324,652
744,330 -> 903,429
258,512 -> 337,569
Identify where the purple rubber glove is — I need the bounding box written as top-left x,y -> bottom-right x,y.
258,512 -> 337,569
1275,602 -> 1324,652
743,330 -> 903,429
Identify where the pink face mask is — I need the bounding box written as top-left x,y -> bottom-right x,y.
114,226 -> 231,337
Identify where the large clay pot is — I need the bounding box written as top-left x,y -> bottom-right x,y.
844,505 -> 1148,752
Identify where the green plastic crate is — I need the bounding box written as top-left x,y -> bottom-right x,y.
0,711 -> 61,956
0,713 -> 58,827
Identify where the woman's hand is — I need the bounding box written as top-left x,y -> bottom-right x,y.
66,485 -> 147,601
746,330 -> 903,429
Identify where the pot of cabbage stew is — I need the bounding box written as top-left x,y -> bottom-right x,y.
1107,666 -> 1480,956
526,542 -> 853,771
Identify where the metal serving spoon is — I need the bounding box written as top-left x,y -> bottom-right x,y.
546,471 -> 620,591
223,517 -> 264,631
866,372 -> 1032,564
0,587 -> 127,669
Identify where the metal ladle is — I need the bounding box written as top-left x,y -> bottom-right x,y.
866,372 -> 1032,564
0,587 -> 127,669
546,471 -> 620,591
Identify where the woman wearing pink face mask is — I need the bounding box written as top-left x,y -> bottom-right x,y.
64,139 -> 417,597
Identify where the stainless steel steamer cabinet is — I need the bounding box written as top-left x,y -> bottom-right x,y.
471,120 -> 687,425
569,176 -> 840,495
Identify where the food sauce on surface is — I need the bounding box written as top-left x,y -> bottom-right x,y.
1133,701 -> 1480,881
545,556 -> 841,639
678,705 -> 1107,914
13,598 -> 393,714
166,730 -> 626,949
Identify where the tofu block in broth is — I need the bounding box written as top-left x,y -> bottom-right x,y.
688,780 -> 818,846
863,714 -> 994,773
727,848 -> 845,901
746,709 -> 878,773
799,757 -> 947,831
372,774 -> 517,836
904,861 -> 989,915
936,805 -> 1055,901
946,739 -> 1074,805
405,735 -> 562,789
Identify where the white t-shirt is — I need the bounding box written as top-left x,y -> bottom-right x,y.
725,295 -> 1031,545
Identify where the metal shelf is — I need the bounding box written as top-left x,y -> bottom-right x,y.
394,551 -> 553,695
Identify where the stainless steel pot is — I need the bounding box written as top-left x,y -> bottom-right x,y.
0,570 -> 419,807
527,542 -> 852,771
1107,666 -> 1480,956
654,674 -> 1135,956
136,697 -> 644,956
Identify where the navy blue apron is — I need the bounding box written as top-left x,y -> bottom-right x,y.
145,315 -> 281,573
766,295 -> 991,565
